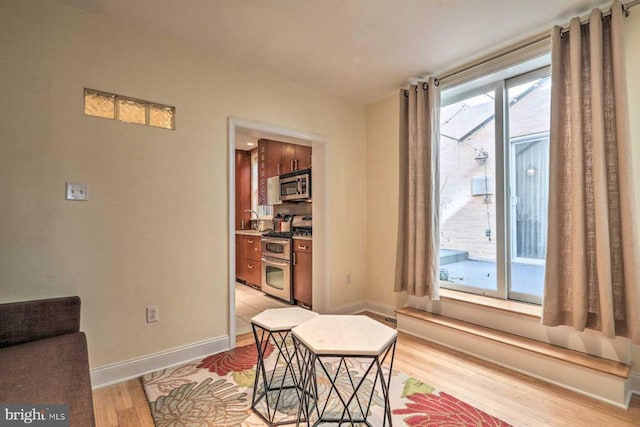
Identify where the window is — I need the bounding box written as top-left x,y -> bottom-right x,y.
83,89 -> 175,130
438,63 -> 550,304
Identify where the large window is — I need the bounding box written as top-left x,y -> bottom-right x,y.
438,64 -> 550,304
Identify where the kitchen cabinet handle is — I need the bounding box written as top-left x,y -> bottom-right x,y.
247,264 -> 254,269
293,252 -> 297,266
291,160 -> 294,171
277,163 -> 281,175
247,239 -> 253,243
295,159 -> 299,170
241,220 -> 245,230
297,245 -> 308,250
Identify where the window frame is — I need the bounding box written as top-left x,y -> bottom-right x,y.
438,64 -> 551,304
83,88 -> 176,130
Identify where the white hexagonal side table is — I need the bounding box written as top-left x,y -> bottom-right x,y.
292,315 -> 398,426
251,307 -> 318,426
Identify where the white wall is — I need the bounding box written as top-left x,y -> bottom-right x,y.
0,0 -> 366,369
365,10 -> 640,370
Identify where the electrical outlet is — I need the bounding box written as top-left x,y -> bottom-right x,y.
146,306 -> 159,323
345,274 -> 351,285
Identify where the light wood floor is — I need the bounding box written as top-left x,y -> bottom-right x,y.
93,313 -> 640,426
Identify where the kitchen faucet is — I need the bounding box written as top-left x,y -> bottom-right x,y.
244,209 -> 259,230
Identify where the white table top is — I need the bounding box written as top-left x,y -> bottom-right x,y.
251,307 -> 319,331
292,315 -> 397,356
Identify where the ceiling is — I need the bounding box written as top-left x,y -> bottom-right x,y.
58,0 -> 608,105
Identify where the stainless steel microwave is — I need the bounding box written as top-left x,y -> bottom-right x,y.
279,169 -> 311,201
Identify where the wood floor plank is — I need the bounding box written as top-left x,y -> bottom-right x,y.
115,407 -> 142,427
93,313 -> 640,426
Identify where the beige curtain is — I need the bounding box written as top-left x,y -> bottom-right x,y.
543,0 -> 640,343
395,78 -> 440,299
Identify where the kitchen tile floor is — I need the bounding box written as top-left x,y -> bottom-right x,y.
235,282 -> 292,335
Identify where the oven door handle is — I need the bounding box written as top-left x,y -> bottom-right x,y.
261,257 -> 290,266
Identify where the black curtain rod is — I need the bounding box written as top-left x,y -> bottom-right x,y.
559,0 -> 638,37
404,0 -> 639,95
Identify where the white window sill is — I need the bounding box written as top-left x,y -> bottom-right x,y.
439,288 -> 541,318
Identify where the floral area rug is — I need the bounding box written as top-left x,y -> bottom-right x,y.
142,343 -> 510,426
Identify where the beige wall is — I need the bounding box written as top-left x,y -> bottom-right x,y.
0,0 -> 366,368
364,95 -> 399,307
365,11 -> 640,370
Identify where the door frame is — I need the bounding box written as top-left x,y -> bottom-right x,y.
227,117 -> 327,349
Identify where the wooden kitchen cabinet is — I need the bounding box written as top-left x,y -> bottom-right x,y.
235,150 -> 251,229
236,235 -> 245,282
281,142 -> 312,174
280,142 -> 296,174
293,239 -> 312,308
258,139 -> 313,203
258,139 -> 282,204
244,235 -> 262,288
243,236 -> 261,261
236,234 -> 262,288
295,144 -> 312,170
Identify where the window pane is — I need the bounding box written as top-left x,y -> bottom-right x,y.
149,105 -> 175,129
84,90 -> 115,119
439,89 -> 497,294
507,75 -> 550,302
118,98 -> 146,124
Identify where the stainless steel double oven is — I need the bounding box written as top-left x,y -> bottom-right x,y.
261,236 -> 292,303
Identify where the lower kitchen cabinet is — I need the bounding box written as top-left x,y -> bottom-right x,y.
293,239 -> 312,308
236,235 -> 245,282
236,234 -> 262,288
245,259 -> 261,288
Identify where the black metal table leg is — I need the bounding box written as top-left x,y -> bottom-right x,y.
292,335 -> 397,426
252,322 -> 308,426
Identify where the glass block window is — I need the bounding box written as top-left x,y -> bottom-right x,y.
149,105 -> 175,130
84,90 -> 115,119
83,88 -> 175,130
118,98 -> 146,124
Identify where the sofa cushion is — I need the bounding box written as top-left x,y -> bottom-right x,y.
0,332 -> 95,426
0,296 -> 81,347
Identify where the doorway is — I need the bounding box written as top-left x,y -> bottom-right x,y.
227,118 -> 327,349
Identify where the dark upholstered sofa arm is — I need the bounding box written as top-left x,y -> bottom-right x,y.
0,296 -> 81,348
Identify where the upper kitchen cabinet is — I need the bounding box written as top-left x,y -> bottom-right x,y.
259,139 -> 282,177
281,142 -> 311,173
295,144 -> 312,170
258,139 -> 313,204
258,139 -> 281,205
235,150 -> 251,229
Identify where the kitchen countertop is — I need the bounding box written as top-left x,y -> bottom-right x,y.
235,230 -> 263,236
236,230 -> 313,240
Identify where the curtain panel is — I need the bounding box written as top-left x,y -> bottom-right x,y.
395,78 -> 440,299
543,0 -> 640,342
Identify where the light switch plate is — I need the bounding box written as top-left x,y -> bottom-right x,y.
66,183 -> 88,201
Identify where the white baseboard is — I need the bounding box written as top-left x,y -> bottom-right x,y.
329,300 -> 396,318
91,335 -> 230,389
329,300 -> 366,314
629,372 -> 640,396
362,301 -> 397,319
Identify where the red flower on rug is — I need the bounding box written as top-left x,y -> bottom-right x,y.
393,391 -> 511,427
197,343 -> 274,376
